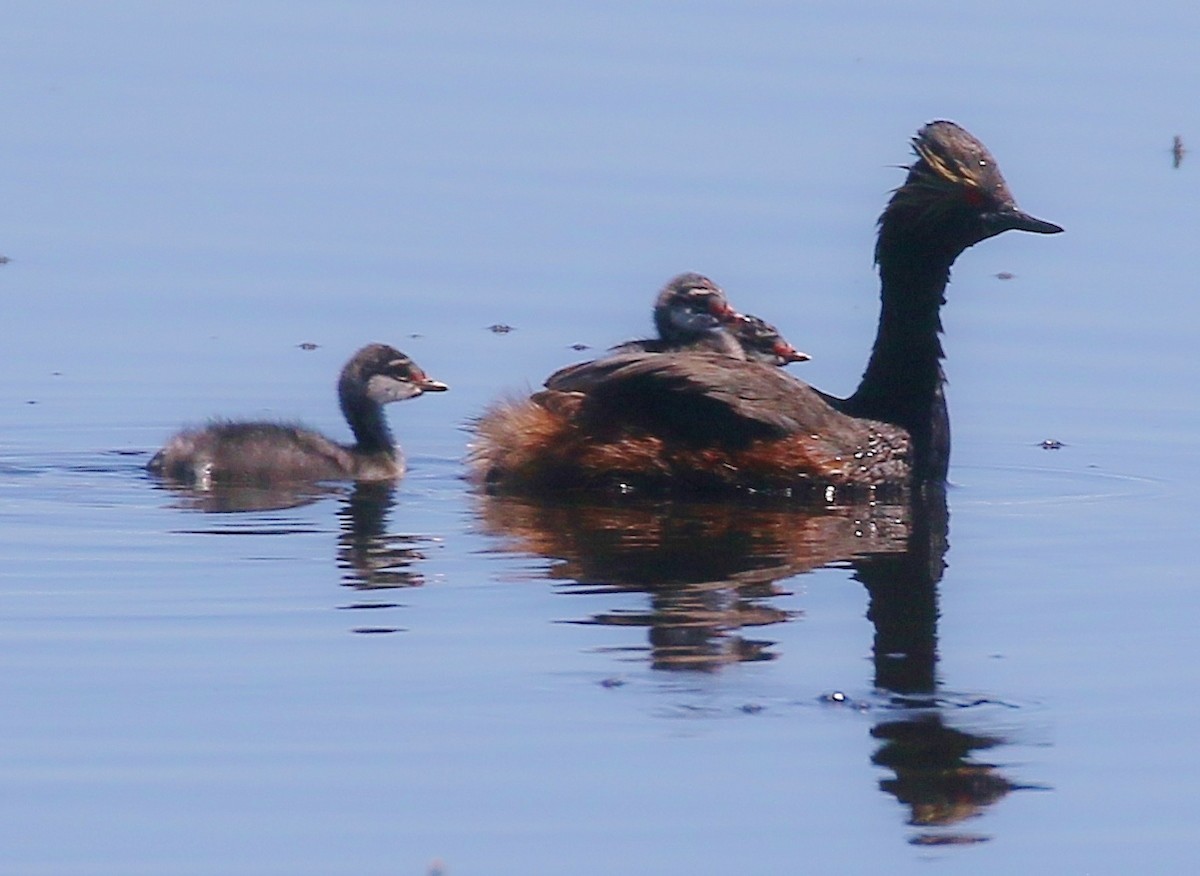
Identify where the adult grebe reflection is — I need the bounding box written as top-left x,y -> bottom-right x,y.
475,485 -> 1034,839
872,710 -> 1042,845
475,493 -> 912,670
852,486 -> 1038,843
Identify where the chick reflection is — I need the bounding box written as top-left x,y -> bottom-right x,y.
475,494 -> 912,670
152,477 -> 433,627
336,480 -> 431,591
149,477 -> 337,513
571,577 -> 791,670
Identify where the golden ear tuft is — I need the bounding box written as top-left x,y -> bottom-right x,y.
913,139 -> 981,189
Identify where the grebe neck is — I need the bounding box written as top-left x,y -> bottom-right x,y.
842,245 -> 956,482
341,393 -> 395,456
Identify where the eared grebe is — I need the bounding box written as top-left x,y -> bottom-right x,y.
470,121 -> 1061,495
609,272 -> 743,358
148,343 -> 448,486
729,313 -> 810,365
605,271 -> 808,365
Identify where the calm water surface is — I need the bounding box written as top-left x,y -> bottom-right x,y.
3,2 -> 1199,874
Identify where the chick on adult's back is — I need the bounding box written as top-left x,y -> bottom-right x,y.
470,121 -> 1061,496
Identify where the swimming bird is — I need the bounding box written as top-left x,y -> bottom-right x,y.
148,343 -> 447,486
470,121 -> 1061,496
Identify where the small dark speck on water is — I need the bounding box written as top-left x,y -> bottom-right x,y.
26,400 -> 38,405
297,342 -> 319,351
1039,439 -> 1065,450
0,255 -> 10,264
599,677 -> 626,689
910,833 -> 991,847
488,323 -> 515,334
740,703 -> 765,714
995,271 -> 1015,280
351,627 -> 402,634
570,343 -> 590,351
1173,135 -> 1186,168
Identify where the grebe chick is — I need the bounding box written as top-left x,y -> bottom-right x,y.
730,313 -> 811,365
606,272 -> 806,364
470,121 -> 1061,495
541,278 -> 805,398
609,273 -> 743,358
148,343 -> 448,486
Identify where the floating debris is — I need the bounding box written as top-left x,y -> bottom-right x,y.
910,833 -> 991,847
1039,439 -> 1064,450
1173,135 -> 1186,169
487,323 -> 515,334
994,271 -> 1015,281
297,342 -> 319,351
0,255 -> 10,265
569,343 -> 590,351
739,703 -> 765,714
598,676 -> 626,689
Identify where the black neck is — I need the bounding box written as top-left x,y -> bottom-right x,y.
842,241 -> 956,482
341,392 -> 395,456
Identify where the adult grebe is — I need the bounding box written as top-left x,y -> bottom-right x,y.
470,121 -> 1061,495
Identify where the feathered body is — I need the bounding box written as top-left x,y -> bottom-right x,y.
149,343 -> 447,486
471,121 -> 1061,496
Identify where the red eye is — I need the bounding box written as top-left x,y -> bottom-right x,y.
963,188 -> 985,207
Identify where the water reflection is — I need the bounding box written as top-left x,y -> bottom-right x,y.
149,475 -> 338,513
151,475 -> 433,632
853,486 -> 946,694
476,492 -> 912,670
336,481 -> 431,592
476,485 -> 1033,840
873,710 -> 1026,845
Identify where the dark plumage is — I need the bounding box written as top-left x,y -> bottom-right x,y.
148,343 -> 448,486
470,121 -> 1061,496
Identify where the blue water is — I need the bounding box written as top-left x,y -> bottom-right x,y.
3,2 -> 1199,873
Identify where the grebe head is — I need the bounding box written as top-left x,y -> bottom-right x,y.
877,120 -> 1062,264
652,273 -> 736,343
730,313 -> 811,365
338,343 -> 448,415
